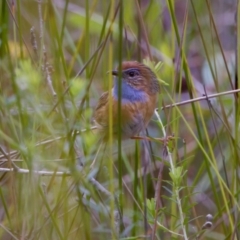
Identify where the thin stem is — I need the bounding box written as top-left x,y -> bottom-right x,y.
162,88 -> 240,110
154,109 -> 188,240
0,167 -> 71,176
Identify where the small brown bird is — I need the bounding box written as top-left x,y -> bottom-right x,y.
93,61 -> 160,140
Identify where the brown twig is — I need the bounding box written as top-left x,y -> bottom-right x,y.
0,167 -> 71,176
37,0 -> 57,98
162,89 -> 240,110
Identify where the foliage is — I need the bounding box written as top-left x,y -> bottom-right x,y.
0,0 -> 239,239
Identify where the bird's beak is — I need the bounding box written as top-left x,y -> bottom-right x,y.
111,70 -> 118,76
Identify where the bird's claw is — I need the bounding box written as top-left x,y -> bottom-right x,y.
160,134 -> 175,146
131,134 -> 175,146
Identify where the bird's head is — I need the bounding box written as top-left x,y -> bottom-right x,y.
112,61 -> 160,95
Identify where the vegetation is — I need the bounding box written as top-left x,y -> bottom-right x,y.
0,0 -> 239,239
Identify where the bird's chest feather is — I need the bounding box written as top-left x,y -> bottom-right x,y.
113,80 -> 147,103
113,82 -> 147,124
94,82 -> 157,138
111,83 -> 157,137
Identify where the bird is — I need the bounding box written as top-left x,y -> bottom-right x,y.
93,61 -> 160,141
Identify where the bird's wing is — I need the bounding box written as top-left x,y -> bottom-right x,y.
93,91 -> 109,127
94,91 -> 109,112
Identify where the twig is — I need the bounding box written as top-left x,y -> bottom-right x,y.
30,26 -> 38,56
0,145 -> 20,170
0,167 -> 71,176
162,89 -> 240,110
38,0 -> 57,98
0,126 -> 98,159
89,177 -> 112,198
0,223 -> 18,240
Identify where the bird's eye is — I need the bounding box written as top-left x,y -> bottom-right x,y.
128,71 -> 136,77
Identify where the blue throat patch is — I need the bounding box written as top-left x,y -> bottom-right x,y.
113,79 -> 146,103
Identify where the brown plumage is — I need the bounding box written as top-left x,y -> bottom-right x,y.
94,61 -> 160,139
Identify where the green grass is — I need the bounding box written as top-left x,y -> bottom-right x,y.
0,0 -> 239,239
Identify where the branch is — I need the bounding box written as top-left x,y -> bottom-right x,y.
162,89 -> 240,109
0,167 -> 71,176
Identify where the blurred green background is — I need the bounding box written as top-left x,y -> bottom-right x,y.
0,0 -> 239,239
